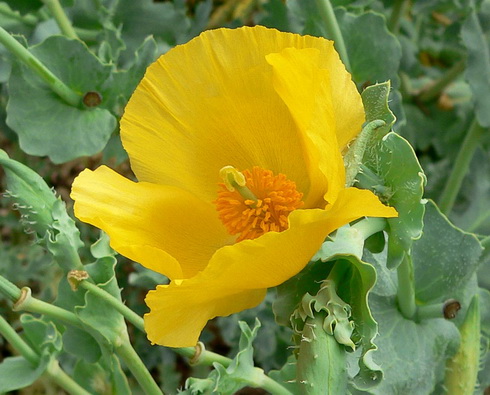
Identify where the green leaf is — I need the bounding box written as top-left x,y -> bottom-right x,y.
186,319 -> 263,394
335,9 -> 402,87
363,249 -> 461,394
0,149 -> 56,236
357,132 -> 426,269
20,314 -> 62,355
361,81 -> 396,137
461,6 -> 490,127
6,35 -> 117,163
0,356 -> 47,392
412,200 -> 483,303
275,225 -> 383,389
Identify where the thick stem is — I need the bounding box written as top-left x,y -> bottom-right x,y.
418,59 -> 466,102
315,0 -> 351,72
439,119 -> 485,215
41,0 -> 78,39
116,339 -> 162,395
388,0 -> 409,34
0,274 -> 22,301
0,26 -> 80,106
396,254 -> 417,319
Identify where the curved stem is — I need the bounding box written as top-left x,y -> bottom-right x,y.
41,0 -> 78,39
396,254 -> 417,319
0,26 -> 80,106
439,119 -> 485,215
116,339 -> 162,395
418,59 -> 466,102
315,0 -> 351,72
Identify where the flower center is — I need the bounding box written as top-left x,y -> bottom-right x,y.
215,166 -> 304,241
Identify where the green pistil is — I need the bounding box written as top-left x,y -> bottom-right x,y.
220,166 -> 258,203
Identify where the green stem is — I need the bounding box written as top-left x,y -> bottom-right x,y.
76,279 -> 233,367
388,0 -> 409,34
418,59 -> 466,102
481,235 -> 490,251
17,290 -> 82,329
352,217 -> 387,240
416,302 -> 444,321
0,5 -> 38,25
116,339 -> 162,395
254,368 -> 293,395
315,0 -> 351,72
0,274 -> 22,301
0,26 -> 80,106
41,0 -> 78,39
78,280 -> 144,331
0,315 -> 90,395
396,254 -> 416,319
439,119 -> 486,215
0,314 -> 39,364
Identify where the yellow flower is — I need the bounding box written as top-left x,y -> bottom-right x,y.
71,26 -> 397,347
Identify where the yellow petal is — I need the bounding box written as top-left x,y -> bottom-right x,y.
120,26 -> 356,205
145,285 -> 266,347
266,47 -> 344,205
144,191 -> 395,347
71,166 -> 233,280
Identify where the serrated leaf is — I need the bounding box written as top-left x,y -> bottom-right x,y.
0,356 -> 47,392
0,149 -> 56,235
6,36 -> 117,163
461,6 -> 490,127
358,132 -> 426,269
413,200 -> 483,303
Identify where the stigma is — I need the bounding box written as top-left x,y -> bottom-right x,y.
215,166 -> 304,241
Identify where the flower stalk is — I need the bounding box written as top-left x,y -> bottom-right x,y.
439,119 -> 485,215
116,339 -> 163,395
315,0 -> 351,72
0,26 -> 80,106
396,254 -> 417,319
41,0 -> 79,39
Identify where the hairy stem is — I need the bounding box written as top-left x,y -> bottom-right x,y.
439,119 -> 485,215
315,0 -> 351,72
41,0 -> 78,39
0,26 -> 80,106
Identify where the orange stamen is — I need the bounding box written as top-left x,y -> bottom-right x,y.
215,166 -> 304,241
